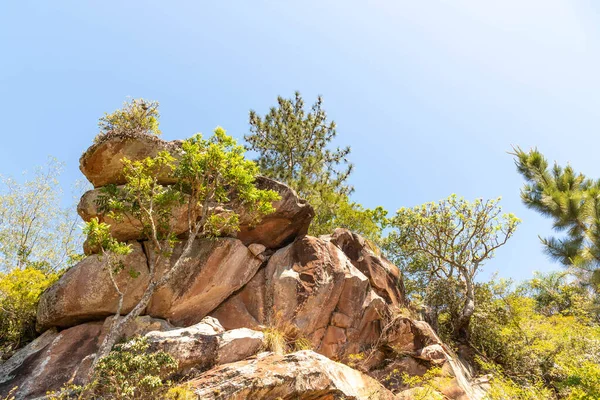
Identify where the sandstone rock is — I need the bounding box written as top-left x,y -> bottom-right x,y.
189,350 -> 396,400
38,238 -> 262,330
77,177 -> 313,250
385,317 -> 441,353
0,321 -> 104,400
327,228 -> 405,307
146,238 -> 264,326
145,317 -> 263,372
236,177 -> 314,248
416,344 -> 447,364
0,316 -> 261,400
79,133 -> 182,188
212,236 -> 386,360
37,242 -> 150,330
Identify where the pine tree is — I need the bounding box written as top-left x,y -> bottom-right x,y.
246,92 -> 388,241
512,147 -> 600,289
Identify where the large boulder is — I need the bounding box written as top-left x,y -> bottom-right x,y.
79,133 -> 182,188
38,238 -> 263,330
146,238 -> 264,326
78,133 -> 314,250
37,242 -> 151,329
188,350 -> 396,400
145,317 -> 264,372
211,236 -> 387,360
326,228 -> 405,307
78,177 -> 313,250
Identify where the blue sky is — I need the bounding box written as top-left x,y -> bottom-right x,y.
1,1 -> 599,281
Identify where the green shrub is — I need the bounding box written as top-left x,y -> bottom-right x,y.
0,267 -> 58,358
50,336 -> 178,399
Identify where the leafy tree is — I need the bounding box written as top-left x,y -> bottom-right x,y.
96,98 -> 161,142
0,158 -> 84,272
0,267 -> 58,358
512,147 -> 600,290
85,103 -> 280,378
246,91 -> 388,240
387,195 -> 519,341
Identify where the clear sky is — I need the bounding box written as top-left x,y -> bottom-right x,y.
2,1 -> 599,282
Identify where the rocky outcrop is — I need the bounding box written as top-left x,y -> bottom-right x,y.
78,133 -> 313,250
0,316 -> 171,400
2,132 -> 490,400
78,178 -> 313,250
211,236 -> 391,360
188,350 -> 396,400
145,238 -> 265,326
37,238 -> 264,329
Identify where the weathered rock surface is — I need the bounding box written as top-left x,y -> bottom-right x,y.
189,350 -> 396,400
37,238 -> 263,330
212,236 -> 388,360
79,133 -> 182,188
146,238 -> 264,326
236,176 -> 314,248
37,242 -> 151,329
145,317 -> 264,372
326,228 -> 406,307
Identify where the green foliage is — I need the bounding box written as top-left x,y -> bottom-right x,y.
91,337 -> 177,399
470,278 -> 600,399
391,367 -> 448,399
387,194 -> 519,339
513,147 -> 600,290
0,158 -> 84,272
50,337 -> 178,400
246,92 -> 387,240
97,98 -> 161,142
478,358 -> 553,400
310,192 -> 389,243
176,127 -> 280,234
0,267 -> 58,358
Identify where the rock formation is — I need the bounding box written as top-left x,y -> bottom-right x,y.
0,133 -> 486,399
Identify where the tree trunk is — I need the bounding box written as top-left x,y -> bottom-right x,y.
453,273 -> 475,343
86,231 -> 199,383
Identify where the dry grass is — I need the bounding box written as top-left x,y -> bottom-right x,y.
262,312 -> 313,354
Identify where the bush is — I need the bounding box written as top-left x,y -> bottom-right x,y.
50,336 -> 178,400
470,279 -> 600,399
0,267 -> 58,358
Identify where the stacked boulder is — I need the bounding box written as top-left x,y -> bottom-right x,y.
0,133 -> 484,399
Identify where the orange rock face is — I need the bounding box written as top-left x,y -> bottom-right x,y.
79,133 -> 182,188
36,242 -> 151,329
212,236 -> 389,360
